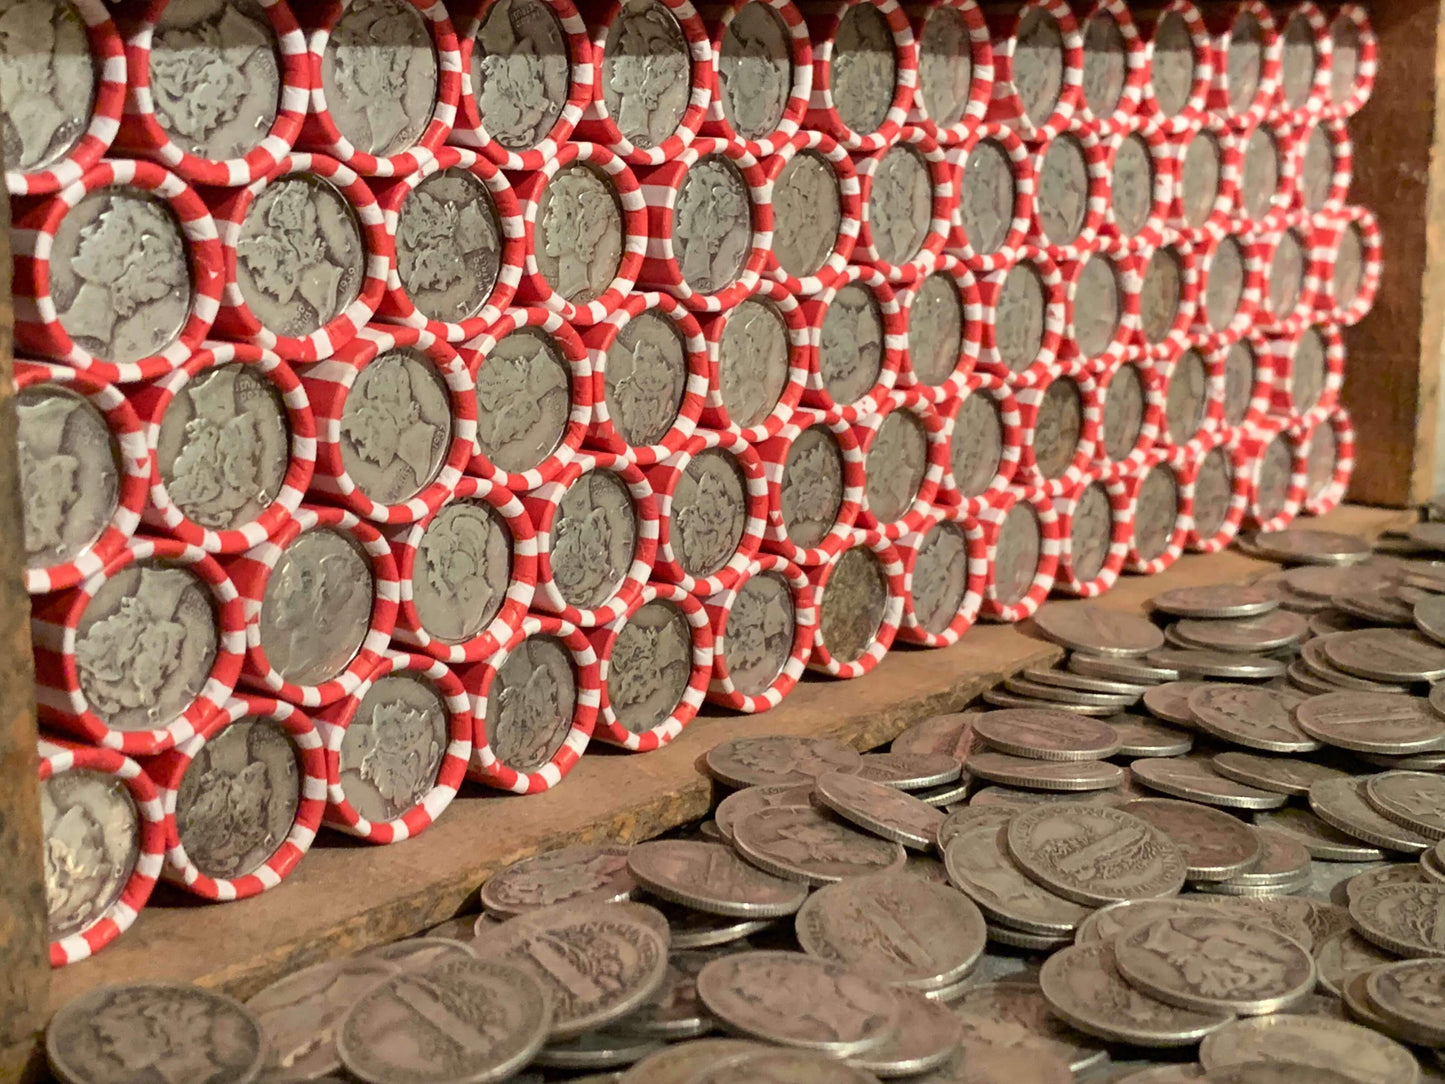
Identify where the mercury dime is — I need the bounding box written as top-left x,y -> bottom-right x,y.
732,804 -> 906,885
1107,715 -> 1194,758
1186,684 -> 1318,754
706,735 -> 860,789
1365,959 -> 1445,1046
1038,134 -> 1090,247
1181,130 -> 1221,228
865,410 -> 928,524
1270,228 -> 1309,320
851,987 -> 961,1077
1254,807 -> 1385,862
675,154 -> 753,294
909,520 -> 971,635
950,981 -> 1106,1074
717,304 -> 790,433
0,0 -> 93,173
714,1 -> 790,141
1294,692 -> 1445,754
1326,628 -> 1445,682
1098,367 -> 1146,467
853,751 -> 960,789
771,152 -> 842,280
1131,757 -> 1288,810
259,527 -> 372,687
338,672 -> 448,824
1348,864 -> 1432,901
1217,344 -> 1256,431
536,163 -> 624,305
322,0 -> 436,157
1311,778 -> 1431,854
1212,752 -> 1351,797
994,261 -> 1046,373
627,840 -> 806,918
17,385 -> 120,573
1333,220 -> 1367,310
1145,648 -> 1286,681
892,711 -> 977,762
486,632 -> 577,773
1122,798 -> 1262,882
340,348 -> 451,505
1150,11 -> 1196,116
967,751 -> 1124,791
819,546 -> 889,664
76,561 -> 217,732
1032,378 -> 1082,480
1006,801 -> 1187,906
916,5 -> 973,129
1075,897 -> 1225,944
1164,349 -> 1209,445
480,844 -> 632,918
1014,7 -> 1065,125
1153,586 -> 1278,621
1062,481 -> 1111,585
960,136 -> 1016,255
1034,606 -> 1164,657
396,167 -> 501,324
604,312 -> 687,448
551,468 -> 637,610
942,815 -> 1091,934
1142,680 -> 1209,725
869,143 -> 932,267
1140,248 -> 1183,344
603,0 -> 691,149
471,0 -> 569,151
993,501 -> 1042,607
1210,828 -> 1312,892
1135,462 -> 1181,564
820,282 -> 885,405
715,783 -> 814,841
813,771 -> 944,850
41,769 -> 140,943
1226,10 -> 1266,108
830,2 -> 897,137
1199,1015 -> 1420,1084
950,391 -> 1004,499
1111,133 -> 1155,240
51,186 -> 191,366
973,709 -> 1121,761
721,571 -> 797,697
607,599 -> 693,735
781,425 -> 845,550
412,499 -> 512,645
1364,772 -> 1445,841
1206,234 -> 1246,332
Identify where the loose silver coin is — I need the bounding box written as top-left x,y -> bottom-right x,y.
696,1048 -> 885,1082
1198,1014 -> 1421,1084
1246,529 -> 1374,567
852,751 -> 961,790
1070,652 -> 1180,684
1254,807 -> 1386,863
1186,684 -> 1320,754
731,804 -> 907,885
890,711 -> 977,762
1365,958 -> 1445,1046
982,688 -> 1119,716
321,0 -> 436,157
1213,828 -> 1313,889
1309,777 -> 1431,855
626,840 -> 808,918
1032,604 -> 1166,657
1364,772 -> 1445,841
1121,797 -> 1263,882
1145,648 -> 1287,681
965,751 -> 1124,792
1350,881 -> 1445,958
1143,681 -> 1213,725
705,735 -> 861,789
1294,692 -> 1445,755
1170,611 -> 1309,654
1107,714 -> 1194,758
1130,757 -> 1289,810
1001,676 -> 1138,709
1211,751 -> 1354,797
1149,585 -> 1280,620
533,1029 -> 661,1070
1023,666 -> 1150,697
942,812 -> 1091,935
617,1037 -> 766,1084
1006,801 -> 1187,907
849,986 -> 961,1078
713,783 -> 814,842
1313,928 -> 1401,997
972,708 -> 1122,761
660,905 -> 774,950
950,981 -> 1108,1075
1345,864 -> 1433,901
479,844 -> 634,918
1300,637 -> 1412,693
812,771 -> 945,851
1325,626 -> 1445,682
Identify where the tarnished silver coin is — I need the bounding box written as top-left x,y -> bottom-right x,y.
771,150 -> 842,282
1300,638 -> 1412,694
818,545 -> 890,665
1031,378 -> 1083,481
0,0 -> 94,174
992,500 -> 1043,607
1314,928 -> 1401,997
959,136 -> 1016,256
481,844 -> 633,919
780,425 -> 845,550
714,783 -> 813,841
471,0 -> 569,151
1134,463 -> 1182,564
965,751 -> 1124,792
1414,592 -> 1445,644
1033,604 -> 1164,658
693,1048 -> 885,1083
865,409 -> 928,524
485,632 -> 578,773
1364,772 -> 1445,841
1266,227 -> 1306,319
1074,652 -> 1180,684
950,980 -> 1107,1074
1081,10 -> 1127,117
1351,881 -> 1445,958
48,982 -> 264,1084
1347,864 -> 1433,901
731,804 -> 906,885
1142,680 -> 1211,726
534,1029 -> 661,1070
1249,529 -> 1373,567
1207,828 -> 1312,895
1130,757 -> 1288,810
259,527 -> 372,687
942,814 -> 1091,935
1254,807 -> 1385,863
1111,131 -> 1154,241
830,1 -> 897,137
1150,9 -> 1196,117
602,0 -> 689,149
1068,478 -> 1115,586
618,1038 -> 766,1084
670,449 -> 747,580
1332,219 -> 1367,311
819,282 -> 885,405
993,261 -> 1046,373
813,771 -> 945,850
397,167 -> 501,324
972,708 -> 1121,762
1309,777 -> 1431,855
850,986 -> 961,1078
1001,676 -> 1135,710
674,154 -> 753,294
1024,666 -> 1148,697
623,945 -> 734,1040
337,672 -> 448,824
412,499 -> 512,646
716,297 -> 791,430
606,598 -> 693,736
1038,134 -> 1090,247
1106,714 -> 1195,758
890,711 -> 977,762
1139,248 -> 1183,344
1074,896 -> 1223,944
916,5 -> 973,129
908,271 -> 964,388
1199,1014 -> 1421,1084
75,561 -> 217,732
1150,586 -> 1279,620
1171,611 -> 1308,654
1365,959 -> 1445,1047
550,467 -> 637,611
853,751 -> 961,789
1295,692 -> 1445,755
1073,252 -> 1121,361
626,840 -> 807,918
1186,684 -> 1319,754
534,163 -> 623,305
321,0 -> 436,157
715,0 -> 790,141
1006,800 -> 1187,906
339,348 -> 452,505
1240,125 -> 1282,221
1193,447 -> 1237,543
40,768 -> 140,943
913,779 -> 969,808
1211,751 -> 1352,797
868,142 -> 932,267
705,735 -> 861,789
1205,234 -> 1246,332
721,569 -> 796,698
1164,348 -> 1209,443
1014,6 -> 1065,125
1121,797 -> 1262,882
1145,648 -> 1286,681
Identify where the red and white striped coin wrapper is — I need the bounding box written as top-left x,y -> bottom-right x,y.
945,121 -> 1034,273
211,153 -> 392,363
13,159 -> 222,385
1071,0 -> 1148,137
805,528 -> 904,680
895,504 -> 986,648
982,0 -> 1083,143
133,342 -> 314,555
1154,345 -> 1224,448
37,737 -> 164,967
1165,121 -> 1242,248
5,0 -> 125,198
522,450 -> 660,628
1120,446 -> 1193,575
297,0 -> 461,178
1098,114 -> 1174,255
1313,205 -> 1381,328
803,0 -> 918,152
697,279 -> 809,442
1203,2 -> 1282,132
976,484 -> 1059,623
581,292 -> 708,466
1250,212 -> 1323,339
1211,329 -> 1275,437
1134,236 -> 1200,363
146,693 -> 326,901
1136,1 -> 1213,137
1026,120 -> 1108,266
935,372 -> 1023,513
115,0 -> 308,187
975,246 -> 1066,390
1270,2 -> 1333,130
1179,428 -> 1250,554
1321,5 -> 1375,122
1289,115 -> 1352,218
1299,406 -> 1354,518
227,504 -> 399,709
704,551 -> 816,712
647,427 -> 768,597
1190,229 -> 1264,354
798,264 -> 905,422
701,0 -> 813,158
1011,357 -> 1102,501
375,146 -> 525,343
304,325 -> 475,525
1093,353 -> 1166,482
1052,469 -> 1132,598
904,0 -> 993,147
316,650 -> 471,843
389,475 -> 537,665
576,0 -> 713,166
758,407 -> 866,568
14,361 -> 148,596
451,0 -> 593,169
1059,239 -> 1142,370
32,537 -> 245,757
462,307 -> 593,492
512,141 -> 647,326
635,137 -> 771,313
852,388 -> 947,540
852,125 -> 955,286
462,614 -> 599,792
1231,119 -> 1294,235
894,254 -> 983,404
588,582 -> 713,751
1240,416 -> 1308,533
1266,320 -> 1344,424
760,130 -> 860,298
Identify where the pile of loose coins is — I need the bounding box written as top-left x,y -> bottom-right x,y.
45,522 -> 1445,1084
14,0 -> 1379,965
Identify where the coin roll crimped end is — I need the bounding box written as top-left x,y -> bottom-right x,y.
977,483 -> 1060,623
1297,406 -> 1354,518
805,527 -> 906,679
703,552 -> 816,712
697,276 -> 811,441
1070,0 -> 1150,136
1053,469 -> 1132,598
946,120 -> 1035,273
853,125 -> 958,287
1201,1 -> 1283,131
802,0 -> 920,153
1012,355 -> 1104,501
982,0 -> 1085,145
757,405 -> 867,567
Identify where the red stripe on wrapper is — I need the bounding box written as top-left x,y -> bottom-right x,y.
760,130 -> 860,299
702,0 -> 813,158
976,484 -> 1059,622
803,0 -> 918,152
697,280 -> 810,442
982,0 -> 1083,143
1052,469 -> 1132,598
894,254 -> 983,404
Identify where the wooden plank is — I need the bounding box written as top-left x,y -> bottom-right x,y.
1341,1 -> 1445,507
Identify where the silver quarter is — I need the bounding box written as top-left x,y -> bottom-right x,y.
601,0 -> 690,150
950,390 -> 1004,499
1347,864 -> 1433,901
950,980 -> 1106,1074
917,5 -> 973,128
868,143 -> 931,267
813,770 -> 945,850
485,632 -> 578,773
397,167 -> 501,324
321,0 -> 436,158
1309,777 -> 1431,855
720,570 -> 796,697
959,136 -> 1015,255
606,598 -> 693,735
972,708 -> 1121,761
1254,807 -> 1386,863
1130,757 -> 1288,810
716,1 -> 791,139
1032,604 -> 1164,657
993,261 -> 1046,373
908,520 -> 972,635
626,840 -> 807,918
1211,751 -> 1353,797
1294,692 -> 1445,754
1186,684 -> 1319,754
474,325 -> 572,475
606,310 -> 687,447
731,803 -> 906,885
339,348 -> 452,505
908,271 -> 963,389
675,154 -> 753,294
714,784 -> 813,842
1198,1014 -> 1421,1084
993,500 -> 1042,607
337,672 -> 448,824
852,751 -> 960,789
1121,797 -> 1262,881
1031,377 -> 1082,480
1006,800 -> 1187,906
780,425 -> 845,550
864,409 -> 928,524
535,162 -> 624,304
716,297 -> 791,429
704,734 -> 860,789
41,768 -> 140,943
818,545 -> 889,664
1106,714 -> 1194,758
412,499 -> 512,646
966,751 -> 1123,791
259,526 -> 372,687
1038,134 -> 1089,247
942,812 -> 1091,935
1150,586 -> 1279,620
1364,772 -> 1445,841
471,0 -> 570,151
479,844 -> 633,918
830,2 -> 896,136
772,151 -> 842,281
550,467 -> 637,611
0,0 -> 93,174
819,282 -> 884,405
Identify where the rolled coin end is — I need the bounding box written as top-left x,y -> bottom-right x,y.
800,263 -> 906,421
935,371 -> 1024,513
705,553 -> 816,712
896,505 -> 987,647
758,406 -> 866,567
701,0 -> 814,157
854,125 -> 957,286
803,0 -> 919,151
1053,472 -> 1131,598
946,121 -> 1034,271
1299,407 -> 1354,518
983,0 -> 1085,144
978,484 -> 1060,623
806,528 -> 905,679
698,278 -> 811,442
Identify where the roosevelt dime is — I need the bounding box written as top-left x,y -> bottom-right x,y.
479,844 -> 633,918
602,0 -> 690,150
606,598 -> 693,735
818,545 -> 889,664
321,0 -> 436,157
1121,798 -> 1262,882
819,282 -> 884,405
534,163 -> 624,305
396,167 -> 502,324
471,0 -> 570,152
960,136 -> 1016,256
813,770 -> 944,850
942,815 -> 1091,935
731,804 -> 906,885
1199,1015 -> 1420,1084
40,768 -> 140,943
338,672 -> 448,824
485,632 -> 578,773
627,840 -> 807,918
1006,801 -> 1187,906
719,571 -> 797,697
550,467 -> 637,611
339,348 -> 452,505
259,526 -> 373,687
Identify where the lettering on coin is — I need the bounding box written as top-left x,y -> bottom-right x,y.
717,1 -> 791,140
602,0 -> 690,150
17,385 -> 119,573
321,0 -> 437,157
779,425 -> 844,549
487,632 -> 577,771
338,672 -> 448,823
607,598 -> 692,734
260,527 -> 373,687
534,162 -> 624,305
41,768 -> 140,942
724,570 -> 795,696
473,0 -> 570,151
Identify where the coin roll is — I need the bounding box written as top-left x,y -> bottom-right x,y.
1202,2 -> 1282,132
513,141 -> 648,326
1100,114 -> 1173,253
37,737 -> 165,966
1191,229 -> 1265,353
1070,0 -> 1148,136
977,484 -> 1060,622
936,370 -> 1024,511
854,389 -> 947,539
147,694 -> 327,901
13,159 -> 223,384
1232,119 -> 1294,233
799,264 -> 906,420
853,125 -> 956,285
523,450 -> 660,627
374,147 -> 525,344
697,279 -> 810,441
1288,116 -> 1352,218
451,0 -> 594,169
115,0 -> 309,186
133,344 -> 314,556
896,504 -> 987,647
1165,123 -> 1241,247
296,0 -> 462,177
1053,470 -> 1131,598
227,503 -> 399,708
1013,357 -> 1103,500
317,650 -> 471,840
802,0 -> 918,151
895,255 -> 983,404
1135,239 -> 1200,363
212,153 -> 392,362
945,121 -> 1034,272
462,614 -> 599,792
1253,214 -> 1323,337
589,582 -> 713,751
982,0 -> 1084,143
1027,121 -> 1108,265
1093,354 -> 1166,481
703,551 -> 817,712
757,407 -> 866,567
1059,238 -> 1141,370
462,306 -> 594,492
1299,406 -> 1354,517
581,291 -> 709,465
635,137 -> 771,313
977,247 -> 1066,386
1314,204 -> 1381,327
1156,346 -> 1224,449
1136,1 -> 1213,137
389,476 -> 538,664
1211,330 -> 1272,436
32,537 -> 246,756
14,361 -> 149,596
1240,418 -> 1308,532
1124,450 -> 1192,573
805,528 -> 906,679
1267,321 -> 1343,423
701,0 -> 813,157
1271,2 -> 1334,130
1321,5 -> 1375,122
1180,430 -> 1251,553
760,130 -> 861,298
647,427 -> 768,597
904,0 -> 993,146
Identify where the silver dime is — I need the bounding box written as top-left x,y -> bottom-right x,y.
1074,896 -> 1224,944
1254,807 -> 1385,863
602,0 -> 690,150
235,173 -> 365,340
1187,449 -> 1235,539
1306,428 -> 1338,510
851,986 -> 961,1077
716,1 -> 790,140
623,948 -> 739,1040
1150,10 -> 1195,116
1069,479 -> 1114,585
675,154 -> 753,294
1112,132 -> 1154,239
660,906 -> 772,950
1081,11 -> 1126,117
780,425 -> 845,550
951,390 -> 1004,499
813,770 -> 944,850
535,163 -> 624,304
819,546 -> 889,664
994,261 -> 1046,373
772,151 -> 842,281
972,708 -> 1121,761
338,672 -> 448,823
950,980 -> 1106,1074
321,0 -> 436,157
471,0 -> 570,151
891,711 -> 976,762
852,751 -> 960,789
1199,1014 -> 1420,1084
1294,692 -> 1445,755
260,527 -> 372,687
1250,528 -> 1373,567
830,2 -> 896,136
716,297 -> 791,429
1130,757 -> 1288,811
1006,800 -> 1187,906
1121,797 -> 1262,882
51,186 -> 190,366
485,632 -> 578,773
606,310 -> 687,447
865,410 -> 928,524
714,783 -> 812,842
367,935 -> 474,972
998,678 -> 1128,711
721,571 -> 797,696
1364,772 -> 1445,841
1227,10 -> 1265,109
1365,959 -> 1445,1046
474,326 -> 572,475
1240,126 -> 1281,220
1253,435 -> 1295,525
627,840 -> 807,918
1310,777 -> 1431,855
480,844 -> 632,918
983,687 -> 1119,715
1014,7 -> 1065,125
1268,228 -> 1307,319
1107,714 -> 1194,758
1026,665 -> 1146,697
909,520 -> 971,635
1181,131 -> 1221,228
397,168 -> 501,324
75,561 -> 217,732
1351,882 -> 1445,958
1211,751 -> 1352,797
1347,864 -> 1432,901
942,813 -> 1091,935
1031,377 -> 1082,480
0,0 -> 93,173
993,501 -> 1042,607
732,803 -> 906,885
1145,648 -> 1286,681
1186,684 -> 1318,754
1074,652 -> 1179,684
705,734 -> 861,789
607,598 -> 693,735
1151,586 -> 1279,620
1171,611 -> 1308,653
40,768 -> 140,943
690,1048 -> 881,1083
917,4 -> 973,128
1313,929 -> 1400,997
1073,252 -> 1121,360
1213,828 -> 1312,889
534,1029 -> 661,1070
1139,248 -> 1183,344
959,137 -> 1016,256
1134,463 -> 1181,563
17,384 -> 120,574
618,1038 -> 768,1084
412,499 -> 512,645
820,282 -> 885,405
869,143 -> 932,266
908,275 -> 963,394
966,751 -> 1123,791
1142,680 -> 1209,725
1163,349 -> 1209,444
1206,235 -> 1246,332
551,467 -> 637,610
1038,134 -> 1090,247
339,348 -> 452,505
1033,604 -> 1164,657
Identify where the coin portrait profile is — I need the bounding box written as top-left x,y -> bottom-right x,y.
535,163 -> 623,304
